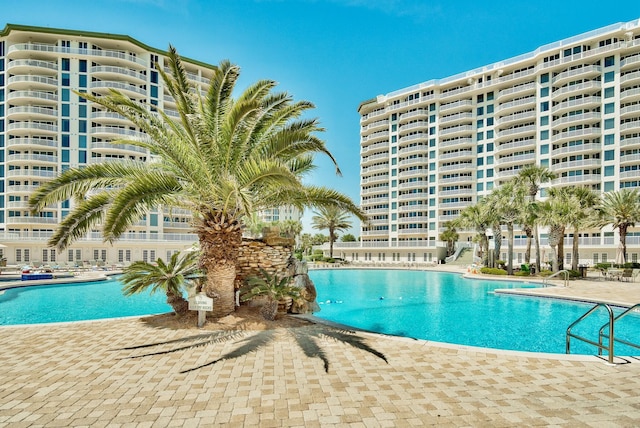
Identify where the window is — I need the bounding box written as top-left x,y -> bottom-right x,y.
486,104 -> 494,114
604,118 -> 615,129
61,104 -> 70,117
604,166 -> 614,177
79,105 -> 87,118
151,70 -> 158,83
61,58 -> 70,71
604,87 -> 615,98
429,127 -> 435,135
477,144 -> 484,154
540,130 -> 549,140
540,101 -> 549,112
486,130 -> 494,139
477,94 -> 484,103
540,116 -> 549,126
487,155 -> 494,165
79,151 -> 86,163
61,73 -> 70,86
62,89 -> 70,102
487,143 -> 494,152
429,114 -> 436,123
605,56 -> 615,67
79,120 -> 86,133
477,158 -> 484,166
540,87 -> 549,97
477,107 -> 484,115
62,150 -> 70,163
79,59 -> 87,72
604,71 -> 615,83
477,132 -> 484,141
487,92 -> 494,101
61,119 -> 70,132
62,134 -> 70,147
477,119 -> 484,128
540,73 -> 549,83
429,103 -> 436,111
79,75 -> 87,88
604,103 -> 615,114
540,144 -> 549,154
604,134 -> 615,145
429,139 -> 436,147
477,183 -> 484,192
477,170 -> 484,178
604,150 -> 615,161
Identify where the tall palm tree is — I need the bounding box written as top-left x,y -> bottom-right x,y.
29,48 -> 365,318
120,251 -> 204,316
563,187 -> 599,271
537,188 -> 572,272
454,201 -> 491,266
488,180 -> 526,275
311,206 -> 353,259
518,165 -> 556,272
597,188 -> 640,264
439,221 -> 459,257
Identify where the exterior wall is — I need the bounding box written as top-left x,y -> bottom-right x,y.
235,238 -> 294,289
350,18 -> 640,265
0,24 -> 217,265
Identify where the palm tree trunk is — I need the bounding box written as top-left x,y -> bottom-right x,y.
506,224 -> 514,275
524,225 -> 532,265
534,224 -> 542,273
620,225 -> 628,264
197,217 -> 243,318
571,226 -> 579,271
166,290 -> 189,315
493,223 -> 501,269
557,232 -> 565,271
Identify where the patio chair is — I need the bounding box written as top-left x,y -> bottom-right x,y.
621,269 -> 634,282
632,269 -> 640,282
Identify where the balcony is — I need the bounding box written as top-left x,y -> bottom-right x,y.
362,152 -> 389,167
551,96 -> 601,115
90,111 -> 130,124
496,96 -> 536,115
439,175 -> 473,185
398,157 -> 428,167
494,124 -> 536,141
551,65 -> 601,85
361,119 -> 389,132
621,52 -> 640,70
7,90 -> 57,104
551,127 -> 601,144
439,112 -> 473,125
496,138 -> 535,155
362,185 -> 389,195
620,103 -> 640,119
438,137 -> 473,150
7,121 -> 58,135
398,144 -> 428,155
551,174 -> 602,186
90,126 -> 147,141
620,120 -> 640,132
91,140 -> 148,154
439,188 -> 474,197
551,81 -> 601,101
6,137 -> 57,149
497,82 -> 536,101
387,98 -> 423,112
439,86 -> 473,99
496,152 -> 536,167
361,109 -> 387,125
362,164 -> 389,174
361,140 -> 389,154
7,153 -> 58,165
398,181 -> 426,190
439,149 -> 473,161
551,142 -> 601,156
621,136 -> 640,149
7,75 -> 58,90
620,70 -> 640,85
6,169 -> 57,179
398,109 -> 428,123
439,162 -> 474,172
439,99 -> 473,113
620,152 -> 640,166
6,106 -> 57,120
496,110 -> 536,126
495,67 -> 536,85
7,216 -> 58,225
551,112 -> 601,128
620,87 -> 640,103
550,158 -> 602,173
398,121 -> 428,134
6,59 -> 57,74
90,65 -> 147,83
362,130 -> 388,144
439,124 -> 473,137
398,133 -> 427,144
90,81 -> 147,98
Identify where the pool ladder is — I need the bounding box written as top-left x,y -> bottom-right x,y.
566,303 -> 640,364
543,269 -> 569,287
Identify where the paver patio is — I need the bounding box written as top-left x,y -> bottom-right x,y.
2,268 -> 640,427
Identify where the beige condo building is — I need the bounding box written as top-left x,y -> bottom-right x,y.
0,24 -> 217,266
343,19 -> 640,266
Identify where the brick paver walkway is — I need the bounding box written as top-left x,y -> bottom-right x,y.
2,314 -> 640,427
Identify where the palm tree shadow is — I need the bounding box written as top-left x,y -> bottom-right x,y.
116,323 -> 388,374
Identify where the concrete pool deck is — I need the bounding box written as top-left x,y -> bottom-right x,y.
1,266 -> 640,426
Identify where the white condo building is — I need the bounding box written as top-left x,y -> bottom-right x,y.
346,19 -> 640,265
0,24 -> 218,266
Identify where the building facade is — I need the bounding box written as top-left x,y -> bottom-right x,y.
345,19 -> 640,265
0,24 -> 219,266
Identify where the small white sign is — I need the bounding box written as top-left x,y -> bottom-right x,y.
189,293 -> 213,311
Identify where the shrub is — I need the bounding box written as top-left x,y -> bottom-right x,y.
514,270 -> 530,277
480,267 -> 507,275
539,270 -> 553,277
567,270 -> 582,279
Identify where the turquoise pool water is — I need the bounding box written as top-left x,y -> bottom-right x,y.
0,278 -> 171,325
309,269 -> 640,355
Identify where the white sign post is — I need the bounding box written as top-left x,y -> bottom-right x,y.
189,292 -> 213,328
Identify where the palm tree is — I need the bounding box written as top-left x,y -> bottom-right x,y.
454,201 -> 491,266
537,188 -> 572,272
311,206 -> 353,259
563,187 -> 599,271
488,180 -> 526,275
120,251 -> 203,316
29,48 -> 365,318
518,165 -> 556,272
597,188 -> 640,264
439,221 -> 459,257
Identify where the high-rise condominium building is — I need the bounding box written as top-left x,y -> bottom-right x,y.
0,24 -> 217,265
350,19 -> 640,265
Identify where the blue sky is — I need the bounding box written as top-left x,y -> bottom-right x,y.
3,0 -> 640,234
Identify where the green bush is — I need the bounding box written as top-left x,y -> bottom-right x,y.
595,262 -> 613,270
514,270 -> 530,276
480,267 -> 507,275
539,270 -> 553,277
567,269 -> 582,279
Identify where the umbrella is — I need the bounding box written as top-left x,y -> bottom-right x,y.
615,242 -> 625,265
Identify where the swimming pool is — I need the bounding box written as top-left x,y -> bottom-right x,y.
309,269 -> 640,355
0,278 -> 171,325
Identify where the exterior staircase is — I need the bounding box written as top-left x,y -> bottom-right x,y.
446,247 -> 474,266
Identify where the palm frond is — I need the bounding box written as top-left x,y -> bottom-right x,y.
47,193 -> 111,250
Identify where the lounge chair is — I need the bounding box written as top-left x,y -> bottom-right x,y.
632,269 -> 640,282
621,269 -> 634,282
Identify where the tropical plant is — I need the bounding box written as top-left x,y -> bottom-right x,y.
563,187 -> 599,271
517,165 -> 556,272
487,180 -> 526,275
439,221 -> 459,257
239,268 -> 300,320
277,219 -> 303,239
311,206 -> 353,259
454,200 -> 491,266
120,251 -> 204,316
536,188 -> 572,272
596,188 -> 640,264
28,48 -> 365,319
340,233 -> 357,242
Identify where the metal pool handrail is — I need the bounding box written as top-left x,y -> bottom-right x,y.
598,303 -> 640,356
543,269 -> 569,287
566,303 -> 615,364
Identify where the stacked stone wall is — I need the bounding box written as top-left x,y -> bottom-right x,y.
235,238 -> 294,288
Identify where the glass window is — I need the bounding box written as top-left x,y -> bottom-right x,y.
540,144 -> 549,154
487,155 -> 494,165
604,103 -> 615,114
604,87 -> 615,98
477,158 -> 484,166
486,169 -> 494,178
487,143 -> 494,152
62,134 -> 70,147
79,105 -> 87,118
62,73 -> 70,86
477,170 -> 484,178
604,150 -> 615,161
486,117 -> 493,126
540,116 -> 549,126
540,130 -> 549,140
540,159 -> 549,167
61,58 -> 70,71
486,130 -> 494,139
61,119 -> 70,132
540,73 -> 549,83
391,146 -> 397,154
604,118 -> 615,129
604,71 -> 615,83
62,89 -> 70,101
151,71 -> 158,84
429,174 -> 435,183
605,56 -> 615,67
429,139 -> 436,147
477,132 -> 484,141
540,87 -> 549,97
429,150 -> 435,159
429,198 -> 435,206
429,103 -> 436,111
79,75 -> 87,88
486,104 -> 494,114
487,92 -> 494,101
79,150 -> 86,163
477,119 -> 484,128
477,107 -> 484,115
477,144 -> 484,154
391,124 -> 397,132
477,94 -> 484,103
79,59 -> 87,72
429,127 -> 435,135
61,104 -> 70,117
604,165 -> 614,176
62,150 -> 70,163
391,158 -> 397,165
79,135 -> 86,148
429,114 -> 435,123
540,101 -> 549,112
477,183 -> 484,192
79,120 -> 86,133
604,134 -> 615,145
604,181 -> 615,191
